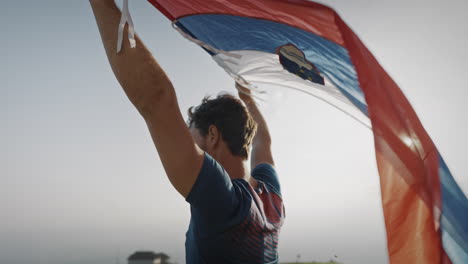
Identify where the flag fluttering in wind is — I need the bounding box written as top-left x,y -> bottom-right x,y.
141,0 -> 468,263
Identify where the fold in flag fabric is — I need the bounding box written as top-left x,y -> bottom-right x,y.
146,0 -> 468,263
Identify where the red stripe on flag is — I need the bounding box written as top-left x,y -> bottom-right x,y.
335,12 -> 447,264
147,0 -> 344,45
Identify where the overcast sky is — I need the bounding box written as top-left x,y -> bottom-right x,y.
2,0 -> 468,264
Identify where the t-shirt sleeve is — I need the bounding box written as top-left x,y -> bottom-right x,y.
251,163 -> 281,196
186,153 -> 250,228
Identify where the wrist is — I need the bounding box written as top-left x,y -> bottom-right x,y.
242,97 -> 256,107
239,94 -> 252,102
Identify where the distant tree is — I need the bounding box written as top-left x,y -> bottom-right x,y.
296,253 -> 301,263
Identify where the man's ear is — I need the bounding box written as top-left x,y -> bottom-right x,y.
207,125 -> 220,147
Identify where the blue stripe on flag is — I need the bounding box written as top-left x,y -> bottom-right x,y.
439,153 -> 468,264
178,14 -> 368,116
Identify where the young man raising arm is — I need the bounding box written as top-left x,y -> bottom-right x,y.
90,1 -> 284,262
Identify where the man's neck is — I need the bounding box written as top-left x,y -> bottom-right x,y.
216,154 -> 259,189
211,151 -> 248,179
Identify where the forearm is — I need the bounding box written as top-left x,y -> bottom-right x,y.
242,97 -> 272,147
90,0 -> 173,116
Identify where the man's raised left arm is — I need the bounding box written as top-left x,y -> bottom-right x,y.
89,0 -> 204,197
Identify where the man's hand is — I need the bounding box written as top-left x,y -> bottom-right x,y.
236,82 -> 274,167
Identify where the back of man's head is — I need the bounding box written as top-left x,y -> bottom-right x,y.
188,93 -> 257,160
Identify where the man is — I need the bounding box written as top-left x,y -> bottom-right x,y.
90,1 -> 285,263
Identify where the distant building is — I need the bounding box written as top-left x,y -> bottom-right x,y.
127,251 -> 170,264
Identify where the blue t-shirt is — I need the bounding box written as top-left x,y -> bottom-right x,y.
185,153 -> 285,264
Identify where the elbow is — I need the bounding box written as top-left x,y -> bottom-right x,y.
253,130 -> 272,146
136,86 -> 175,119
252,137 -> 272,151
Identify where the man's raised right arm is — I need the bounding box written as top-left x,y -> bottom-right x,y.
237,83 -> 275,168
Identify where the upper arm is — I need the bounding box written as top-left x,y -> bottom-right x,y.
143,87 -> 204,198
251,138 -> 275,169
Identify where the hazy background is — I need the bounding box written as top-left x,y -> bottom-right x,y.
2,0 -> 467,263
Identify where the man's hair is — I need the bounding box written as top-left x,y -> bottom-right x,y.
188,93 -> 257,160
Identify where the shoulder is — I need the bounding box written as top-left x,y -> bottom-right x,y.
187,153 -> 253,220
251,163 -> 281,196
